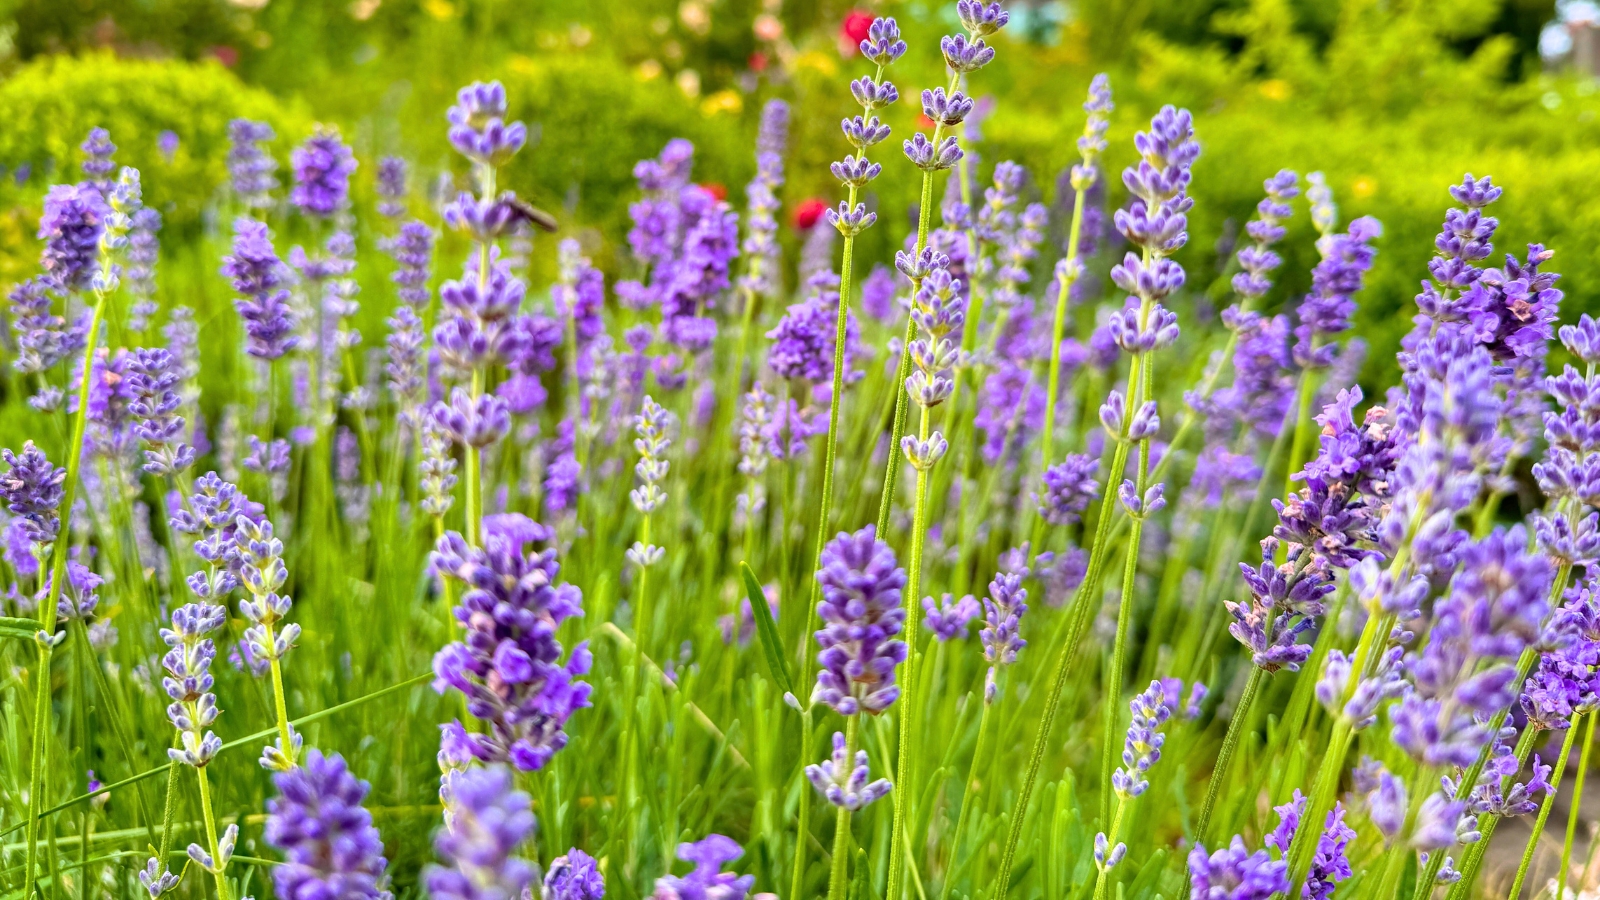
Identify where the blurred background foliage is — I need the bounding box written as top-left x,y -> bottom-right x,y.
0,0 -> 1594,386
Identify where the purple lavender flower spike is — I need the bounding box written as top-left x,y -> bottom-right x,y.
427,765 -> 536,900
229,119 -> 279,209
9,278 -> 72,382
1229,538 -> 1335,672
1392,525 -> 1551,767
1,442 -> 66,548
1111,680 -> 1171,799
81,127 -> 117,190
162,601 -> 227,768
39,183 -> 109,293
291,127 -> 357,218
226,217 -> 298,360
1188,836 -> 1288,900
432,388 -> 510,449
923,593 -> 980,641
376,155 -> 408,218
265,749 -> 391,900
652,835 -> 754,900
430,513 -> 590,771
448,81 -> 528,168
544,849 -> 605,900
127,348 -> 197,477
860,16 -> 907,64
812,525 -> 907,716
1262,792 -> 1354,900
980,567 -> 1029,667
1294,216 -> 1382,368
805,730 -> 893,811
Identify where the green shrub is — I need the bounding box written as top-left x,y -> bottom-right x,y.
0,52 -> 306,231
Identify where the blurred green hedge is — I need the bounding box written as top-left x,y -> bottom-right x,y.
0,53 -> 306,227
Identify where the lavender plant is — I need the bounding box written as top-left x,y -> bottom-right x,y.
9,15 -> 1600,900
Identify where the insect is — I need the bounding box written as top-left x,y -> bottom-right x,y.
505,195 -> 558,233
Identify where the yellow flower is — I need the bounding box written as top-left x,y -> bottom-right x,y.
1351,177 -> 1377,199
701,90 -> 743,116
1258,79 -> 1291,101
422,0 -> 454,20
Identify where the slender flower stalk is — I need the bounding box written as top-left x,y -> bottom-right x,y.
880,10 -> 1007,899
809,526 -> 904,900
21,164 -> 139,896
439,80 -> 530,547
1041,74 -> 1111,470
786,30 -> 901,900
875,1 -> 1004,537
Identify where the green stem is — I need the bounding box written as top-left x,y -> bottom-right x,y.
1559,711 -> 1597,900
194,767 -> 231,900
992,435 -> 1131,900
790,708 -> 817,900
827,717 -> 859,900
25,283 -> 109,898
265,627 -> 296,766
1449,722 -> 1543,899
887,408 -> 934,900
1191,667 -> 1265,846
465,367 -> 484,547
876,71 -> 962,537
1100,511 -> 1144,828
1040,188 -> 1090,471
1415,562 -> 1573,897
1509,718 -> 1582,900
71,620 -> 158,851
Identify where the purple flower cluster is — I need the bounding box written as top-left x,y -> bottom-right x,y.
1228,535 -> 1336,672
265,749 -> 391,900
806,730 -> 892,810
616,139 -> 740,352
812,525 -> 908,716
1188,836 -> 1288,900
226,218 -> 297,360
1110,680 -> 1170,799
126,348 -> 196,477
1293,216 -> 1382,368
544,849 -> 605,900
427,764 -> 536,900
291,127 -> 357,218
651,835 -> 753,900
80,127 -> 116,191
447,81 -> 527,169
161,601 -> 227,767
741,99 -> 790,300
9,278 -> 73,381
767,269 -> 863,390
922,592 -> 980,641
431,513 -> 591,771
39,182 -> 109,293
1263,792 -> 1355,900
1391,526 -> 1551,767
0,442 -> 66,548
376,155 -> 407,219
1534,314 -> 1600,563
228,119 -> 279,209
1036,453 -> 1100,526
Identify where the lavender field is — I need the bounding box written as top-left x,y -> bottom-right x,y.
1,1 -> 1599,899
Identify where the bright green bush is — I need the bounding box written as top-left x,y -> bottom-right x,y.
0,53 -> 306,230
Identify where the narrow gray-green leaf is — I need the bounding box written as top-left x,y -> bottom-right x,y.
741,561 -> 794,697
0,617 -> 40,641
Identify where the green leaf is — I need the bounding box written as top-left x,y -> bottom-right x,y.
0,617 -> 40,641
740,561 -> 794,698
